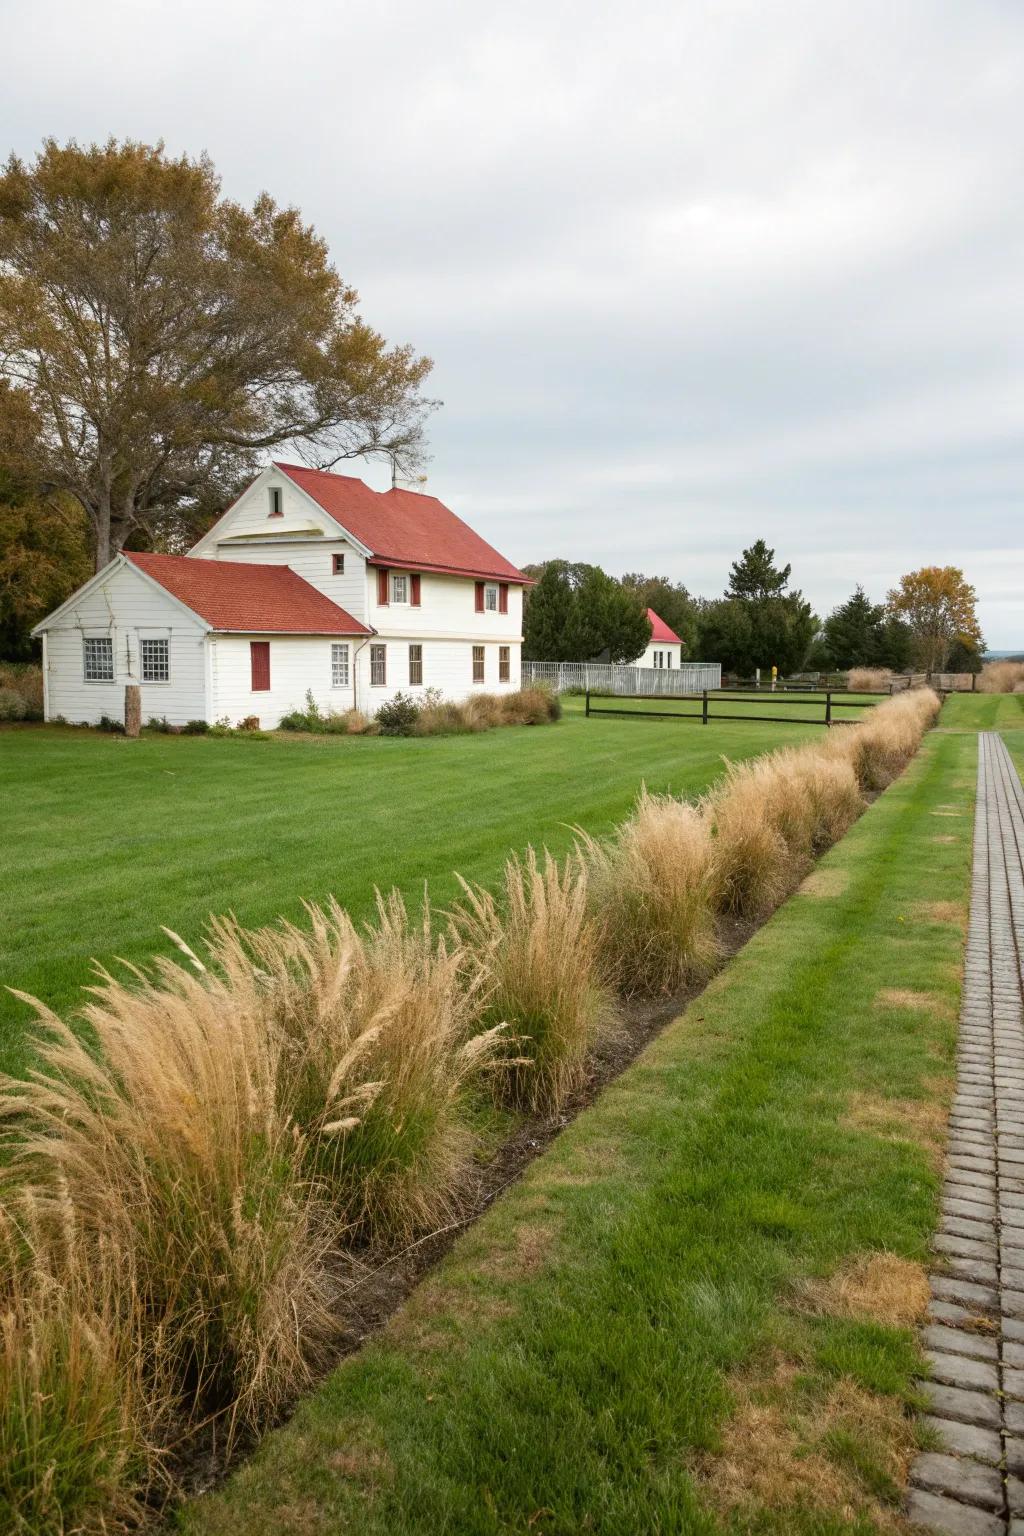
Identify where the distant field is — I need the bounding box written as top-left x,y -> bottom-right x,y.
1,699 -> 846,1075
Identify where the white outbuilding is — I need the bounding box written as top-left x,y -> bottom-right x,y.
639,608 -> 685,669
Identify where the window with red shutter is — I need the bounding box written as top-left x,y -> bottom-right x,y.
499,583 -> 509,614
410,573 -> 421,606
377,568 -> 389,605
474,581 -> 484,613
250,641 -> 270,691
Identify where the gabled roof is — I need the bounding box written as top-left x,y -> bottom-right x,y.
125,552 -> 370,635
274,463 -> 527,584
647,608 -> 683,645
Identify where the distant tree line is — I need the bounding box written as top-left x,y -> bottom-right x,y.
522,540 -> 986,677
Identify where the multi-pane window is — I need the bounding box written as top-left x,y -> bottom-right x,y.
484,584 -> 498,612
141,637 -> 170,683
331,643 -> 350,687
83,636 -> 114,682
499,645 -> 510,683
409,644 -> 423,686
370,643 -> 387,686
472,645 -> 485,684
391,573 -> 408,604
268,487 -> 283,516
332,553 -> 345,574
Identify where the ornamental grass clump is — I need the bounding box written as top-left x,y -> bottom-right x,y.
449,847 -> 615,1111
0,1202 -> 163,1536
1,961 -> 339,1437
208,893 -> 503,1246
578,789 -> 720,998
978,660 -> 1024,693
833,688 -> 940,790
703,759 -> 795,919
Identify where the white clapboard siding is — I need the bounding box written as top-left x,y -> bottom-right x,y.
42,563 -> 208,725
204,537 -> 369,625
356,637 -> 522,712
209,634 -> 361,726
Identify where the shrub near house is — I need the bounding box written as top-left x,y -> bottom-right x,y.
31,464 -> 528,729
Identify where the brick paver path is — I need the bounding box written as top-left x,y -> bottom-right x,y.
908,733 -> 1024,1535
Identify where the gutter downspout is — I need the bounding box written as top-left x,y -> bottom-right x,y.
351,630 -> 376,713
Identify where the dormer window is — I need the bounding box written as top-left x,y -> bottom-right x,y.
268,487 -> 283,517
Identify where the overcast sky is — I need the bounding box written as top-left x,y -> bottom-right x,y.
4,0 -> 1023,644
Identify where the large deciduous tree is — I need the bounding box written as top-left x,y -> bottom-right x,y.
0,138 -> 435,569
886,566 -> 984,673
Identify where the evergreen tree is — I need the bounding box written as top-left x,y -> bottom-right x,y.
522,561 -> 650,663
726,539 -> 791,600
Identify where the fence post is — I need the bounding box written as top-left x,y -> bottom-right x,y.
585,689 -> 590,718
702,689 -> 708,725
825,690 -> 832,728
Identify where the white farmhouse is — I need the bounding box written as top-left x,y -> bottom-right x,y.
32,463 -> 528,728
639,609 -> 685,669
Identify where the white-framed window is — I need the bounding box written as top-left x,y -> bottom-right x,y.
472,644 -> 485,684
268,487 -> 283,517
83,635 -> 114,682
141,637 -> 170,683
391,573 -> 408,604
484,584 -> 498,612
409,644 -> 423,686
370,643 -> 387,686
332,553 -> 345,575
331,643 -> 350,687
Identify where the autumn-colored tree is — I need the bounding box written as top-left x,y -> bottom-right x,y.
0,139 -> 435,569
0,461 -> 91,657
886,566 -> 984,673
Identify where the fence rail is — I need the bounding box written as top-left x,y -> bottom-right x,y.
585,689 -> 882,728
522,659 -> 722,694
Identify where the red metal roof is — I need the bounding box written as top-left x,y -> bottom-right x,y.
125,551 -> 370,635
275,463 -> 527,583
647,608 -> 683,645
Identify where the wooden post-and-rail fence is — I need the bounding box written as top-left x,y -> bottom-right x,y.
584,688 -> 886,728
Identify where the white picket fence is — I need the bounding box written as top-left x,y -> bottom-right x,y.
522,660 -> 722,694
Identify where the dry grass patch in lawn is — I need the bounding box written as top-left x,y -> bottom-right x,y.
698,1354 -> 915,1531
800,1253 -> 930,1329
842,1093 -> 948,1170
875,987 -> 950,1015
911,900 -> 968,928
799,868 -> 850,899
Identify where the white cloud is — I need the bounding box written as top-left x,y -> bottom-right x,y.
4,0 -> 1023,642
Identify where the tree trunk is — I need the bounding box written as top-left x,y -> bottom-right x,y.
93,499 -> 112,571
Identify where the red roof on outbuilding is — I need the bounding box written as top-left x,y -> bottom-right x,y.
647,608 -> 683,645
125,551 -> 370,635
275,463 -> 527,584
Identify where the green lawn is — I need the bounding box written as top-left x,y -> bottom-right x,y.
939,689 -> 1024,731
182,706 -> 977,1535
1,700 -> 850,1077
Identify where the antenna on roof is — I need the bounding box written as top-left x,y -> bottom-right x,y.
390,454 -> 397,491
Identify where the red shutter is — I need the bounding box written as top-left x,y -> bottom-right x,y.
498,583 -> 509,614
474,581 -> 485,613
250,641 -> 270,691
410,573 -> 421,607
377,568 -> 389,605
